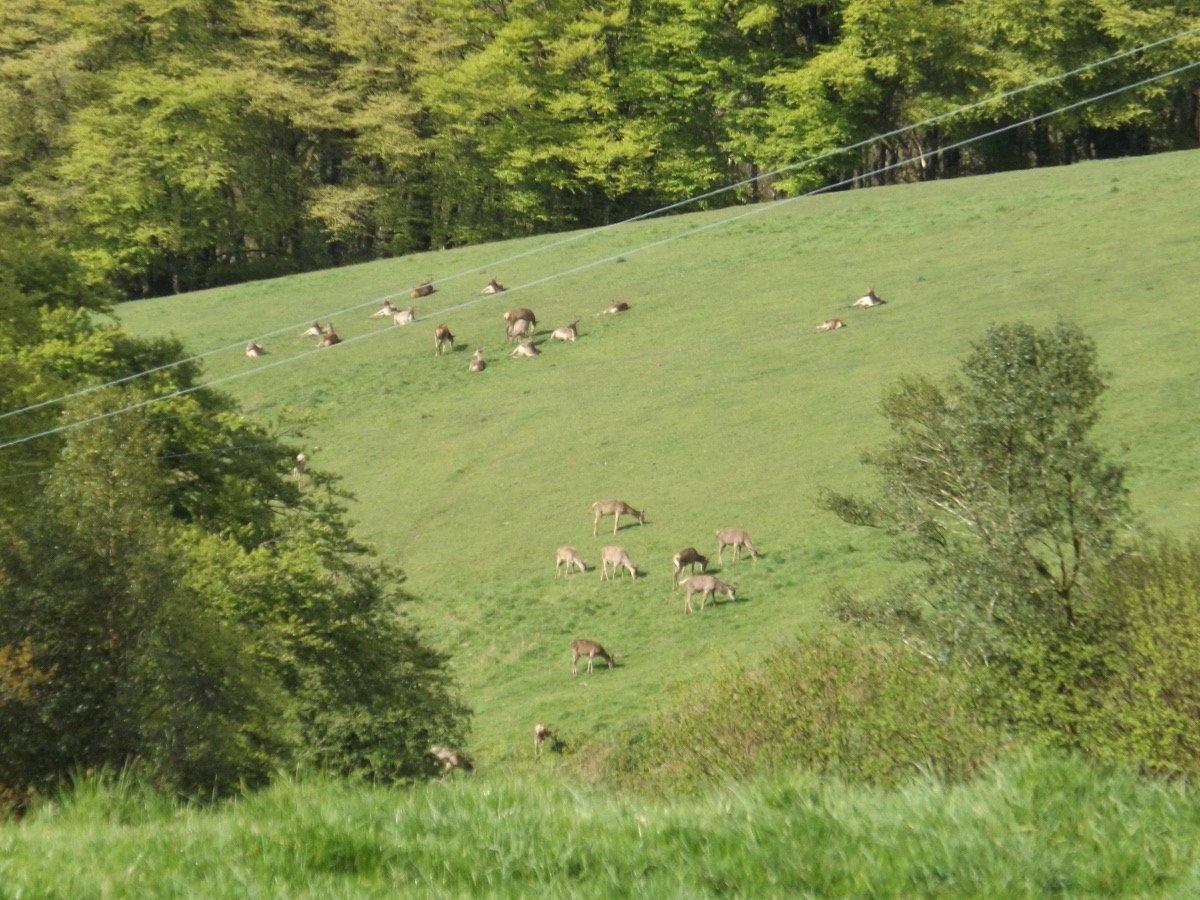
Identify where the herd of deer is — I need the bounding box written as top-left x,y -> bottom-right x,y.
815,285 -> 886,333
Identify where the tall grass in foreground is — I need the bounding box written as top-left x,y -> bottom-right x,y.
2,754 -> 1199,896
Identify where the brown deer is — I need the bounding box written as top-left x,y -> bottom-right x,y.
551,321 -> 579,342
245,341 -> 266,358
672,547 -> 708,587
317,324 -> 341,348
370,299 -> 399,318
534,722 -> 557,757
850,286 -> 885,309
434,323 -> 454,355
429,745 -> 473,773
393,306 -> 416,326
570,638 -> 614,675
504,308 -> 537,340
510,340 -> 539,358
599,545 -> 638,581
591,499 -> 645,536
481,278 -> 506,295
506,317 -> 534,342
300,321 -> 323,338
554,545 -> 587,577
291,452 -> 308,477
411,278 -> 436,299
680,574 -> 737,613
715,528 -> 761,564
598,300 -> 630,316
815,317 -> 846,332
468,348 -> 486,372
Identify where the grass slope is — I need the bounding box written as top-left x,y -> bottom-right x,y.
120,151 -> 1200,763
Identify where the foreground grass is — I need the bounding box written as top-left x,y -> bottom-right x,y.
118,151 -> 1200,762
1,755 -> 1198,896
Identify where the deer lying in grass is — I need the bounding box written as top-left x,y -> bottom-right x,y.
600,546 -> 638,581
393,306 -> 416,325
815,317 -> 846,332
850,286 -> 885,309
292,452 -> 307,477
506,317 -> 534,342
245,341 -> 266,358
551,321 -> 579,342
468,348 -> 486,372
715,528 -> 761,564
555,545 -> 587,577
598,300 -> 629,315
510,340 -> 539,358
411,278 -> 436,299
592,499 -> 645,536
434,323 -> 454,355
680,574 -> 737,613
370,299 -> 399,318
534,722 -> 557,757
570,638 -> 614,675
300,321 -> 323,338
672,547 -> 708,587
317,324 -> 341,347
429,745 -> 473,773
482,278 -> 506,295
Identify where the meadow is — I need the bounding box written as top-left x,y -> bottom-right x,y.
118,150 -> 1200,765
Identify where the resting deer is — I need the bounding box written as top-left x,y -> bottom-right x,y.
429,744 -> 473,773
434,323 -> 454,355
468,348 -> 486,372
317,324 -> 341,348
292,452 -> 307,477
245,341 -> 266,358
680,574 -> 737,613
570,638 -> 614,675
672,547 -> 708,587
551,321 -> 579,342
506,317 -> 534,342
850,286 -> 885,309
591,499 -> 645,536
598,300 -> 629,316
510,340 -> 539,358
815,317 -> 846,332
715,528 -> 761,564
599,545 -> 637,581
555,545 -> 587,577
411,278 -> 436,299
534,722 -> 558,757
370,299 -> 399,318
300,321 -> 323,338
481,278 -> 506,295
393,306 -> 416,326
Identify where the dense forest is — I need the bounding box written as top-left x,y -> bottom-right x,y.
1,0 -> 1198,298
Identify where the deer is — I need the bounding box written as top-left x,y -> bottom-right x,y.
850,285 -> 885,309
506,317 -> 534,342
291,452 -> 307,477
598,300 -> 629,316
393,306 -> 416,326
534,722 -> 557,757
503,308 -> 537,339
715,528 -> 761,564
510,340 -> 539,358
411,278 -> 436,299
555,545 -> 587,577
599,545 -> 637,581
481,278 -> 506,295
672,547 -> 709,587
680,574 -> 737,613
570,638 -> 614,675
468,348 -> 486,372
317,324 -> 341,348
591,499 -> 645,536
815,317 -> 846,332
370,299 -> 399,318
434,323 -> 454,355
300,321 -> 323,338
429,744 -> 473,773
551,321 -> 579,342
245,341 -> 266,358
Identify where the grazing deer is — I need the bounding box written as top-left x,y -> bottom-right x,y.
370,299 -> 399,318
245,341 -> 266,358
506,317 -> 534,342
429,745 -> 473,773
555,545 -> 587,577
715,528 -> 761,564
291,452 -> 307,477
815,317 -> 846,332
599,545 -> 637,581
434,323 -> 454,355
300,321 -> 323,338
317,324 -> 341,348
672,547 -> 708,587
850,286 -> 885,309
510,340 -> 539,358
393,306 -> 416,326
411,278 -> 436,299
534,722 -> 557,757
570,638 -> 614,675
591,499 -> 646,536
468,348 -> 486,372
680,574 -> 737,613
551,321 -> 579,342
504,307 -> 537,327
481,278 -> 506,295
598,300 -> 629,315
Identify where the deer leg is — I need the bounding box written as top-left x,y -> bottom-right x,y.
571,652 -> 579,676
613,513 -> 620,535
593,515 -> 599,537
587,655 -> 594,674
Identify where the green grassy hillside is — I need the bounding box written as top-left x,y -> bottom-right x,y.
120,151 -> 1200,764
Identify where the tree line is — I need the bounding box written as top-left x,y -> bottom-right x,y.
1,0 -> 1198,299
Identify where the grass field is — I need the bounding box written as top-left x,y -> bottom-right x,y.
119,150 -> 1200,765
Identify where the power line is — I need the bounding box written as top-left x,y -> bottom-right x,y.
2,55 -> 1195,455
2,23 -> 1197,425
0,441 -> 285,483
